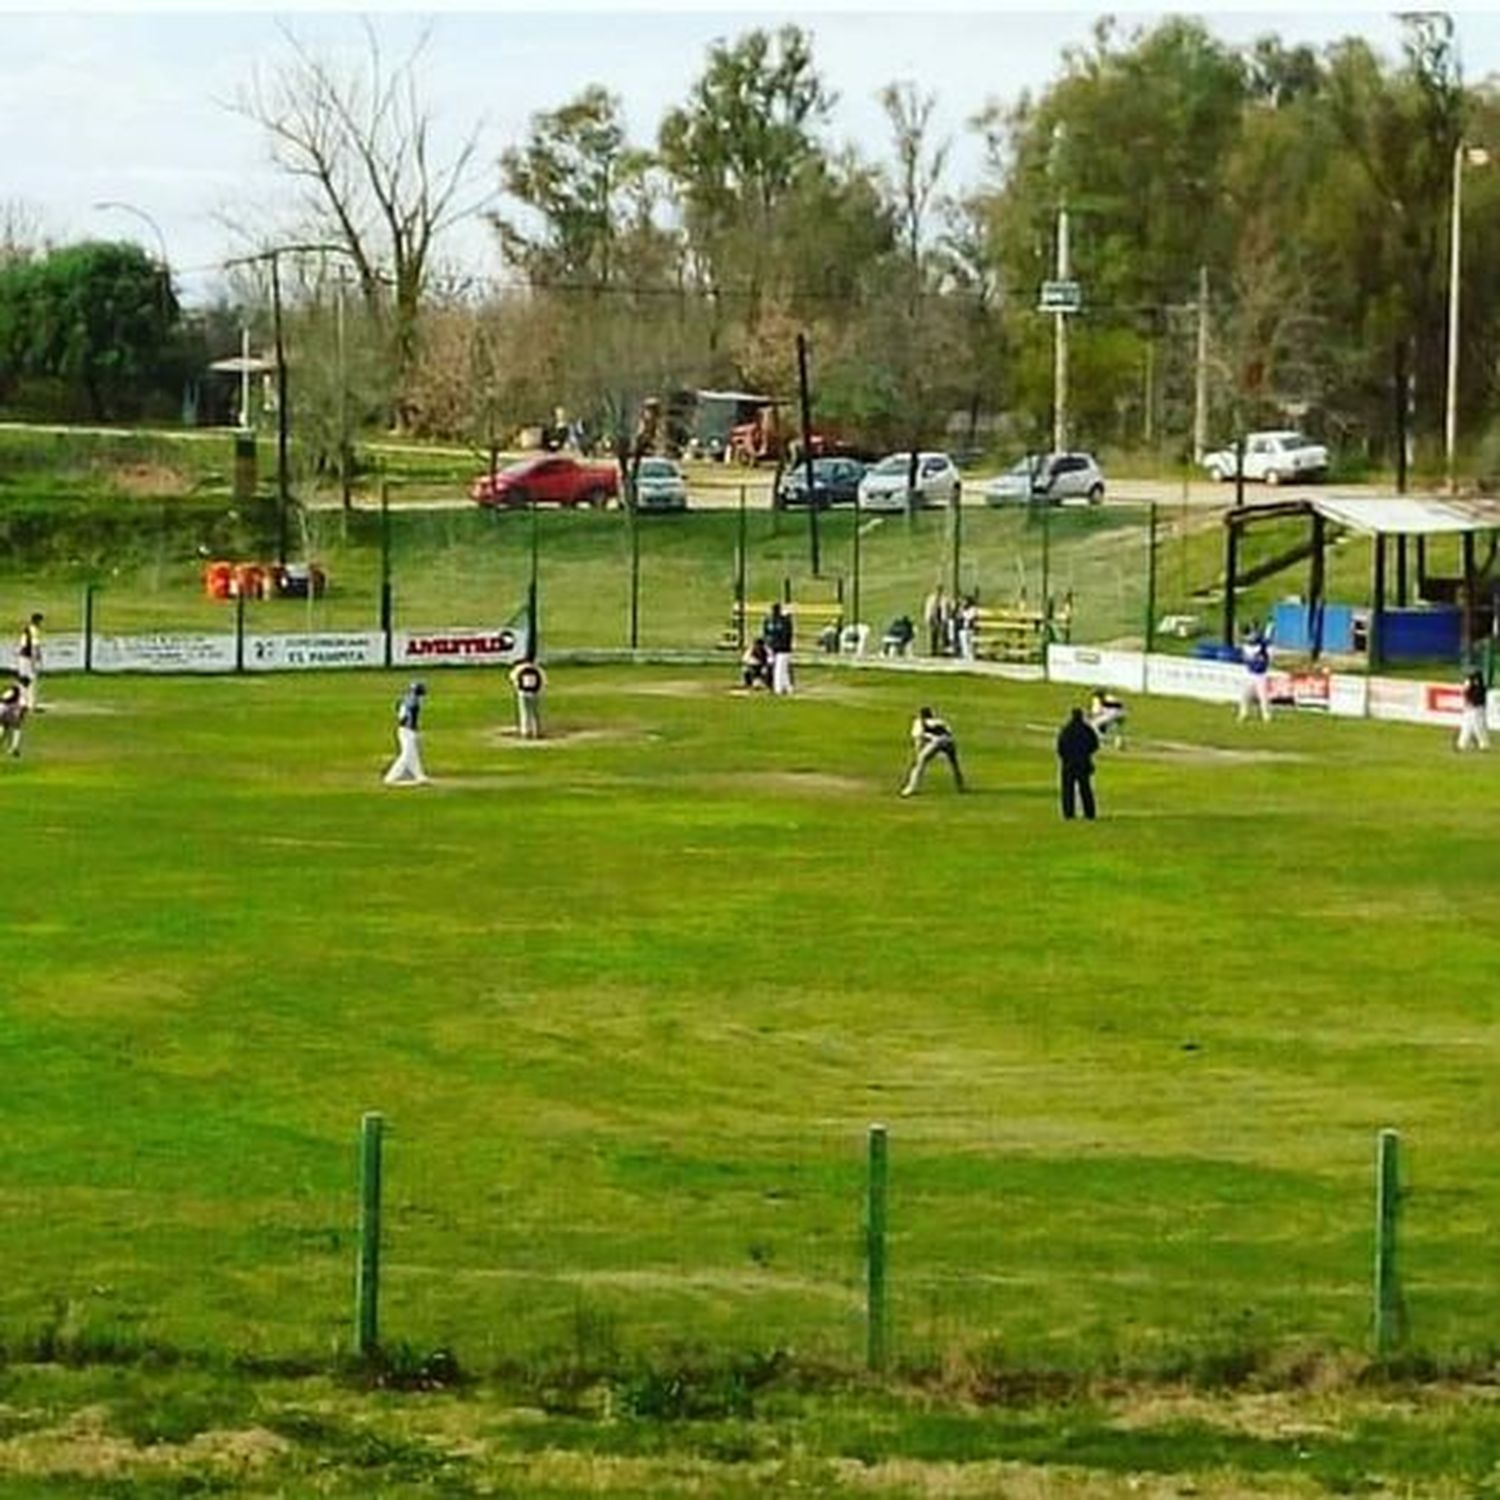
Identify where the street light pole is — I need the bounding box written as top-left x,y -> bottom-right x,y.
269,253 -> 290,564
1445,141 -> 1491,496
226,242 -> 357,563
93,199 -> 168,268
1051,127 -> 1071,455
93,199 -> 172,330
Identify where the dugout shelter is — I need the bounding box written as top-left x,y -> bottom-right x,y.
1221,495 -> 1500,667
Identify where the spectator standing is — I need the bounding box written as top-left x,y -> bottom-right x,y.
1056,706 -> 1101,821
957,596 -> 980,661
763,601 -> 795,696
511,658 -> 548,739
923,586 -> 946,656
900,706 -> 965,797
383,681 -> 430,786
1457,668 -> 1490,751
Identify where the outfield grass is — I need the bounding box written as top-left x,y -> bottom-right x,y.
3,661 -> 1497,1384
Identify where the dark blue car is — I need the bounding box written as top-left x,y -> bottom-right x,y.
775,457 -> 868,508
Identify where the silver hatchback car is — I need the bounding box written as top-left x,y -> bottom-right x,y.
985,452 -> 1105,506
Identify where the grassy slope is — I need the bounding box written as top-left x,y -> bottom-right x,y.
3,423 -> 1442,657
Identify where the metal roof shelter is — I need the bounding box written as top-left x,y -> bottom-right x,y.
1222,494 -> 1500,665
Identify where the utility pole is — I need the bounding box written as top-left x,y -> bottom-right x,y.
796,332 -> 820,577
1051,126 -> 1071,455
337,262 -> 352,510
270,252 -> 289,566
1193,265 -> 1209,465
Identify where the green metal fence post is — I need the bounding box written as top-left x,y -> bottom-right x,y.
736,485 -> 748,651
379,481 -> 393,668
851,487 -> 862,641
866,1123 -> 889,1372
1041,502 -> 1052,617
82,582 -> 95,674
950,487 -> 962,602
355,1111 -> 385,1359
234,588 -> 246,673
628,478 -> 640,650
1374,1127 -> 1403,1356
1144,502 -> 1159,653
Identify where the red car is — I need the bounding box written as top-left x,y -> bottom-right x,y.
470,455 -> 620,509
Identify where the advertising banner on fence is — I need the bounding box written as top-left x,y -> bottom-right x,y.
1269,670 -> 1331,710
36,633 -> 86,674
89,633 -> 239,674
1144,654 -> 1243,703
393,626 -> 526,668
246,632 -> 386,672
1368,676 -> 1461,727
1047,644 -> 1147,692
1328,674 -> 1369,718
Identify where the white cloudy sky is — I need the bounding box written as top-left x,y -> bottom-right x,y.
4,3 -> 1500,303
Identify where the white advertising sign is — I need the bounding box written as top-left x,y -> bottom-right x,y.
89,633 -> 239,674
1144,653 -> 1243,703
394,626 -> 526,668
1367,676 -> 1448,727
1328,674 -> 1369,719
1047,644 -> 1147,692
247,632 -> 385,671
33,632 -> 86,673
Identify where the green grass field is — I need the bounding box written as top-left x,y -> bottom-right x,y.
4,416 -> 1500,1490
2,661 -> 1499,1491
6,661 -> 1499,1363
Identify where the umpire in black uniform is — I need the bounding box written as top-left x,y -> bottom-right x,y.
1056,706 -> 1101,821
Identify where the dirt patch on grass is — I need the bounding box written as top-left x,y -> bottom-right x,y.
0,1409 -> 290,1481
1022,724 -> 1304,765
481,725 -> 655,749
30,700 -> 120,717
108,463 -> 191,497
738,770 -> 873,795
693,769 -> 872,796
598,678 -> 725,699
1132,737 -> 1308,765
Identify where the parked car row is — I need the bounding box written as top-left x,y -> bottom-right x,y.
774,453 -> 963,509
470,431 -> 1333,512
470,449 -> 1109,513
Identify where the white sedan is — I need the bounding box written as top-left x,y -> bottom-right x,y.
632,457 -> 689,512
1203,430 -> 1328,485
986,452 -> 1105,506
857,451 -> 962,511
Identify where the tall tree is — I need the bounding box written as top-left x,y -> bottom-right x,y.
0,241 -> 177,419
879,81 -> 950,274
658,25 -> 835,322
235,21 -> 486,418
972,17 -> 1248,446
1322,13 -> 1467,449
495,85 -> 656,287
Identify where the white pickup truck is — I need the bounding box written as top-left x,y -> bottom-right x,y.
1203,430 -> 1328,485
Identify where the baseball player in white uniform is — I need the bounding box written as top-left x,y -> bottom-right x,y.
383,681 -> 430,785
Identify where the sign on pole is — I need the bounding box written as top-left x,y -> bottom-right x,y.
1038,279 -> 1082,313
